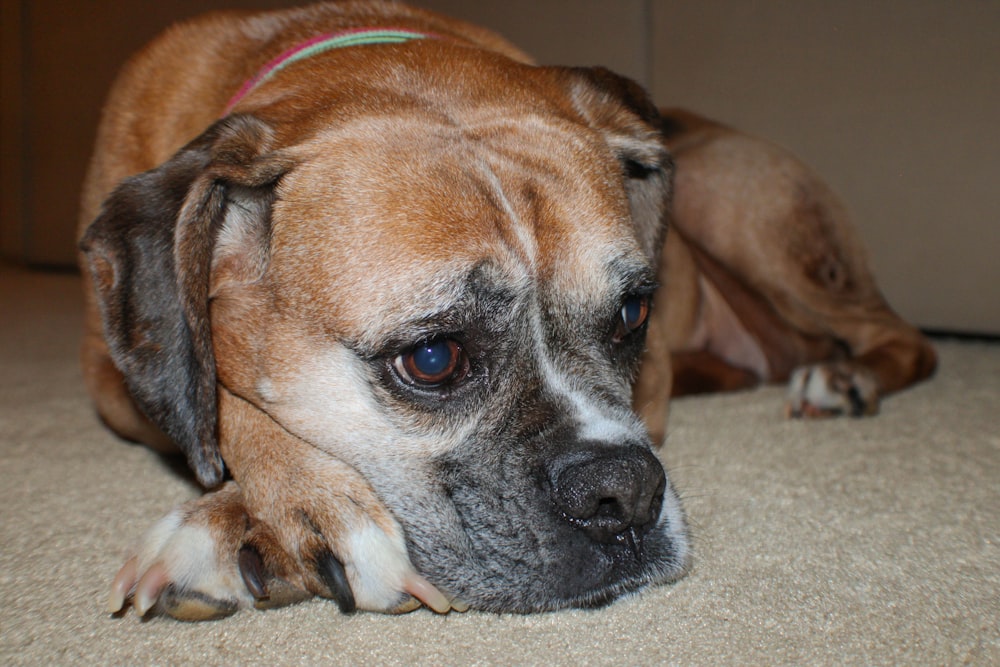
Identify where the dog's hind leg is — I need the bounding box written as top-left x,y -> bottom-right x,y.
657,109 -> 937,416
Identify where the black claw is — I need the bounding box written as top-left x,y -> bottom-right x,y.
847,385 -> 867,417
238,545 -> 269,600
316,550 -> 356,614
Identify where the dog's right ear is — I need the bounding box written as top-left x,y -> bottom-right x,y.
561,67 -> 673,266
79,115 -> 288,487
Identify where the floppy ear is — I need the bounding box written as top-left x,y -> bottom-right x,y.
562,67 -> 673,264
79,115 -> 287,487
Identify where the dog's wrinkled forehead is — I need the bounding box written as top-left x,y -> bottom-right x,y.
267,114 -> 651,345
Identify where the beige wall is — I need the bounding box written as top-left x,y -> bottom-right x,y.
650,1 -> 1000,333
418,0 -> 651,84
2,0 -> 997,332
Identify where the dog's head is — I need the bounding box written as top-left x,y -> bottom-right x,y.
80,54 -> 688,611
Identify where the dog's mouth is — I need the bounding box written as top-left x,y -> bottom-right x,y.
409,504 -> 689,614
394,444 -> 690,613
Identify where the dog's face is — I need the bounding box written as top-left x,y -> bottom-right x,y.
83,57 -> 688,611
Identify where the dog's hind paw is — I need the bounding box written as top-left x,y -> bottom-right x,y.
785,361 -> 880,418
107,481 -> 312,621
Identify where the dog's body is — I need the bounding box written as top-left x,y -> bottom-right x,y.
79,1 -> 934,620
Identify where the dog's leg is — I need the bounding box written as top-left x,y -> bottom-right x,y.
785,317 -> 936,417
216,386 -> 456,616
658,109 -> 937,417
109,475 -> 451,621
683,242 -> 935,417
108,389 -> 455,621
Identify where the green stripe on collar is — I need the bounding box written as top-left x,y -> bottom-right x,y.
224,28 -> 435,114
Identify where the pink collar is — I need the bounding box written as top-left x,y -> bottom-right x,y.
223,27 -> 436,114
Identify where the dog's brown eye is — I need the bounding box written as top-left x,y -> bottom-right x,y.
613,295 -> 650,342
395,338 -> 469,387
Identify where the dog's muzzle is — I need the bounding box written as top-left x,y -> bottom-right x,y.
399,426 -> 687,612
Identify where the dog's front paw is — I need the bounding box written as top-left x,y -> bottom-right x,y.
233,453 -> 458,616
108,478 -> 455,621
786,361 -> 880,418
108,481 -> 312,621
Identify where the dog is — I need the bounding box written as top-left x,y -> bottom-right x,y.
78,1 -> 935,621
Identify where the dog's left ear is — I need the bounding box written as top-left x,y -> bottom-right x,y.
562,67 -> 673,262
79,115 -> 288,487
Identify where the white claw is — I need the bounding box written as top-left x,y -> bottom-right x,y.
108,557 -> 138,614
133,562 -> 169,617
403,573 -> 452,614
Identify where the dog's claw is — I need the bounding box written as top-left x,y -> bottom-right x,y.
316,549 -> 356,613
403,572 -> 452,614
108,556 -> 138,614
133,561 -> 169,617
237,545 -> 269,600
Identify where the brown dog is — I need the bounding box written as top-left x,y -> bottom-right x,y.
78,1 -> 934,621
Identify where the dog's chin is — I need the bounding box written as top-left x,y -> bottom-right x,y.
395,478 -> 690,613
409,523 -> 689,613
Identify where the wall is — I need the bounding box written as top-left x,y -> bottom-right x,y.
0,0 -> 301,267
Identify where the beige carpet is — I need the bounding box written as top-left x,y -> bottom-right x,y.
1,263 -> 997,666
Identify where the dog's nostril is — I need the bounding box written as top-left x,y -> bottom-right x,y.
551,446 -> 666,545
583,496 -> 630,534
596,496 -> 621,514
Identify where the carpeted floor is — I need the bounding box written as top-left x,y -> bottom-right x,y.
1,263 -> 997,665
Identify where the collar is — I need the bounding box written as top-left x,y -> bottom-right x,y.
223,27 -> 436,114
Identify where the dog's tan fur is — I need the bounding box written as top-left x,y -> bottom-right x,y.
80,2 -> 934,620
634,110 -> 936,441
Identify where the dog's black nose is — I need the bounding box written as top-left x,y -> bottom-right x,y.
550,445 -> 666,545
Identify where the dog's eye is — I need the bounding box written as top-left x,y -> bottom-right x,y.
394,338 -> 469,387
613,295 -> 650,342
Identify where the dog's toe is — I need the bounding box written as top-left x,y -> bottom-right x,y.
156,582 -> 240,621
786,362 -> 880,418
277,509 -> 452,614
108,481 -> 310,621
